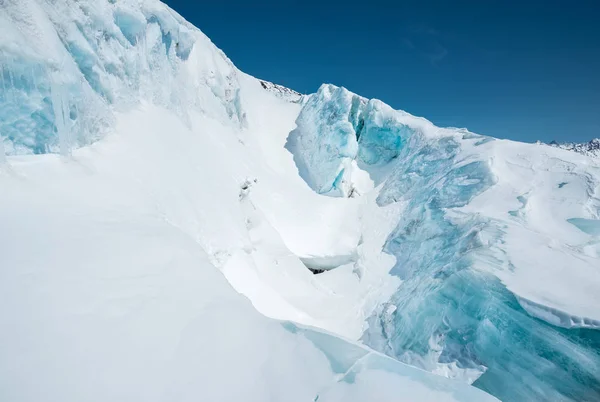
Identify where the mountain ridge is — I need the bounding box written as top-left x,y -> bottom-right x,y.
542,138 -> 600,158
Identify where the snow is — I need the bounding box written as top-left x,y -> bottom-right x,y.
462,139 -> 600,327
288,85 -> 600,400
0,1 -> 502,401
1,0 -> 599,401
0,102 -> 496,402
540,138 -> 600,158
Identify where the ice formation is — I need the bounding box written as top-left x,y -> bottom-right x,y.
288,84 -> 600,401
1,0 -> 599,401
0,0 -> 243,155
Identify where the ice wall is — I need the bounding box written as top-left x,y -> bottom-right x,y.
367,133 -> 600,401
287,85 -> 600,401
0,0 -> 244,156
286,84 -> 411,197
286,85 -> 362,195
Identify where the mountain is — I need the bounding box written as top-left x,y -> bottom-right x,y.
1,1 -> 599,401
542,139 -> 600,158
259,79 -> 305,103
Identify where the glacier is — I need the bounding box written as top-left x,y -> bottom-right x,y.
291,86 -> 600,400
1,0 -> 600,401
288,84 -> 600,400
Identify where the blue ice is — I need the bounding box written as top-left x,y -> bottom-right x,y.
0,0 -> 202,156
288,85 -> 600,401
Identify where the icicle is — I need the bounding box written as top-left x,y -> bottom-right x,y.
1,59 -> 11,104
0,61 -> 7,96
0,135 -> 6,165
30,64 -> 38,92
50,73 -> 71,157
72,101 -> 81,144
8,62 -> 15,104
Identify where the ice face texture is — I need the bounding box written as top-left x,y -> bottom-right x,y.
0,0 -> 244,155
286,85 -> 362,195
288,84 -> 600,401
286,85 -> 412,196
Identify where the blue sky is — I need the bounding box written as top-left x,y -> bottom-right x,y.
165,0 -> 600,143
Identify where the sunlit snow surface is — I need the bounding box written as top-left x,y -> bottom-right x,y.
0,1 -> 500,401
1,1 -> 599,401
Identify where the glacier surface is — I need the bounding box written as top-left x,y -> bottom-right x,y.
1,0 -> 600,402
288,84 -> 600,401
0,1 -> 499,401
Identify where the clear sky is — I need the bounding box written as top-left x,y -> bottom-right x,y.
164,0 -> 600,143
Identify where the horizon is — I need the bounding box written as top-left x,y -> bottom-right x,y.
164,0 -> 600,144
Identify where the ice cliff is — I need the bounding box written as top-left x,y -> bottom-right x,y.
0,0 -> 244,155
288,84 -> 600,401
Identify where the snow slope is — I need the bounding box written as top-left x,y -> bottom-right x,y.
1,0 -> 599,401
0,104 -> 495,402
0,1 -> 498,401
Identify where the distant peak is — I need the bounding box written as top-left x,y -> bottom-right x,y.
259,80 -> 304,103
539,138 -> 600,158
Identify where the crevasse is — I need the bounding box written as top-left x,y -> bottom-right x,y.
289,84 -> 600,401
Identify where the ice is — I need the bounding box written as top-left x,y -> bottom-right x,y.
284,323 -> 495,402
0,135 -> 6,164
0,103 -> 496,402
517,296 -> 600,329
0,1 -> 501,400
288,85 -> 600,400
356,100 -> 411,166
50,73 -> 72,156
568,218 -> 600,236
0,0 -> 243,155
286,84 -> 428,197
286,84 -> 363,196
2,0 -> 600,401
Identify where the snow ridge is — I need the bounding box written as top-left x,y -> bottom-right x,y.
259,79 -> 304,103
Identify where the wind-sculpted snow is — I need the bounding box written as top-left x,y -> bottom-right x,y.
370,146 -> 600,399
288,84 -> 600,401
0,0 -> 244,155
